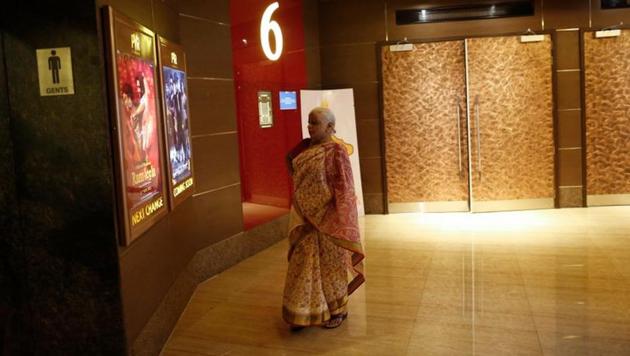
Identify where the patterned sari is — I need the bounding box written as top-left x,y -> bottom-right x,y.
282,140 -> 365,326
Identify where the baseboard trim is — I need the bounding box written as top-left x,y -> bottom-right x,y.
388,201 -> 469,213
587,194 -> 630,207
471,198 -> 554,212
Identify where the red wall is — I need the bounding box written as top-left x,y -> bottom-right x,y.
230,0 -> 307,208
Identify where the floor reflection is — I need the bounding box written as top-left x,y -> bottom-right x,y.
163,206 -> 630,355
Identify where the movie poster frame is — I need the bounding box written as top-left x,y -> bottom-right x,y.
102,6 -> 169,246
156,36 -> 196,209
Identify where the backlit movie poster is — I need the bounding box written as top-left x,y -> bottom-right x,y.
157,36 -> 195,207
104,6 -> 168,245
163,67 -> 192,193
117,54 -> 162,210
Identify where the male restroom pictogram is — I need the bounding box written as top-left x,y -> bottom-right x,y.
36,47 -> 75,96
48,49 -> 61,84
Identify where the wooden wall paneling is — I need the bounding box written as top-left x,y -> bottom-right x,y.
544,0 -> 590,29
554,29 -> 585,208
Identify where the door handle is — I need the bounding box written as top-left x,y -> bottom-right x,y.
475,95 -> 482,181
456,100 -> 463,178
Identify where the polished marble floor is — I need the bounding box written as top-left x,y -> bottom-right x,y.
162,206 -> 630,355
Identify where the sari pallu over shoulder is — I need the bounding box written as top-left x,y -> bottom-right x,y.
288,141 -> 365,295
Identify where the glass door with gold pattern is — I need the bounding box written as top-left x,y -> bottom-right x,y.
584,30 -> 630,206
466,35 -> 555,212
382,41 -> 469,213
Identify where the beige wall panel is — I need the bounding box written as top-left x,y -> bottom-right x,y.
152,0 -> 180,41
558,148 -> 583,186
557,110 -> 583,148
555,30 -> 581,70
352,83 -> 380,121
356,119 -> 382,158
178,0 -> 230,23
559,186 -> 584,207
192,134 -> 241,194
360,157 -> 384,194
591,5 -> 630,29
305,46 -> 322,88
556,71 -> 582,110
467,35 -> 554,202
320,44 -> 377,85
318,0 -> 385,45
584,30 -> 630,196
382,41 -> 469,203
180,17 -> 233,79
544,0 -> 590,29
364,193 -> 384,214
188,79 -> 237,136
98,0 -> 153,28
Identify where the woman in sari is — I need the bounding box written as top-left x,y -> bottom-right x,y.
282,107 -> 365,329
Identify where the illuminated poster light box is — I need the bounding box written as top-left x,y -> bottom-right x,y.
279,91 -> 297,110
102,6 -> 169,246
157,36 -> 196,209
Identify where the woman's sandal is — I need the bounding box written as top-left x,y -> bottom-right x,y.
323,313 -> 347,329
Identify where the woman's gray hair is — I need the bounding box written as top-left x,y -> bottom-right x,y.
309,107 -> 336,126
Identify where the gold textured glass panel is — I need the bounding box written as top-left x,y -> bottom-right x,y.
584,30 -> 630,199
466,35 -> 555,207
382,41 -> 469,206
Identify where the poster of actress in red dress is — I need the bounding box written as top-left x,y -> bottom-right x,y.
117,55 -> 161,209
103,6 -> 168,245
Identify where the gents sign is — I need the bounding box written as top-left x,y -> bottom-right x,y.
36,47 -> 75,96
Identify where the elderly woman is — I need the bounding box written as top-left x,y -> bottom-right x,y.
282,107 -> 365,329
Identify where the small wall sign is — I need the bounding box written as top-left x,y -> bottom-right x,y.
36,47 -> 75,96
258,91 -> 273,128
279,91 -> 297,110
